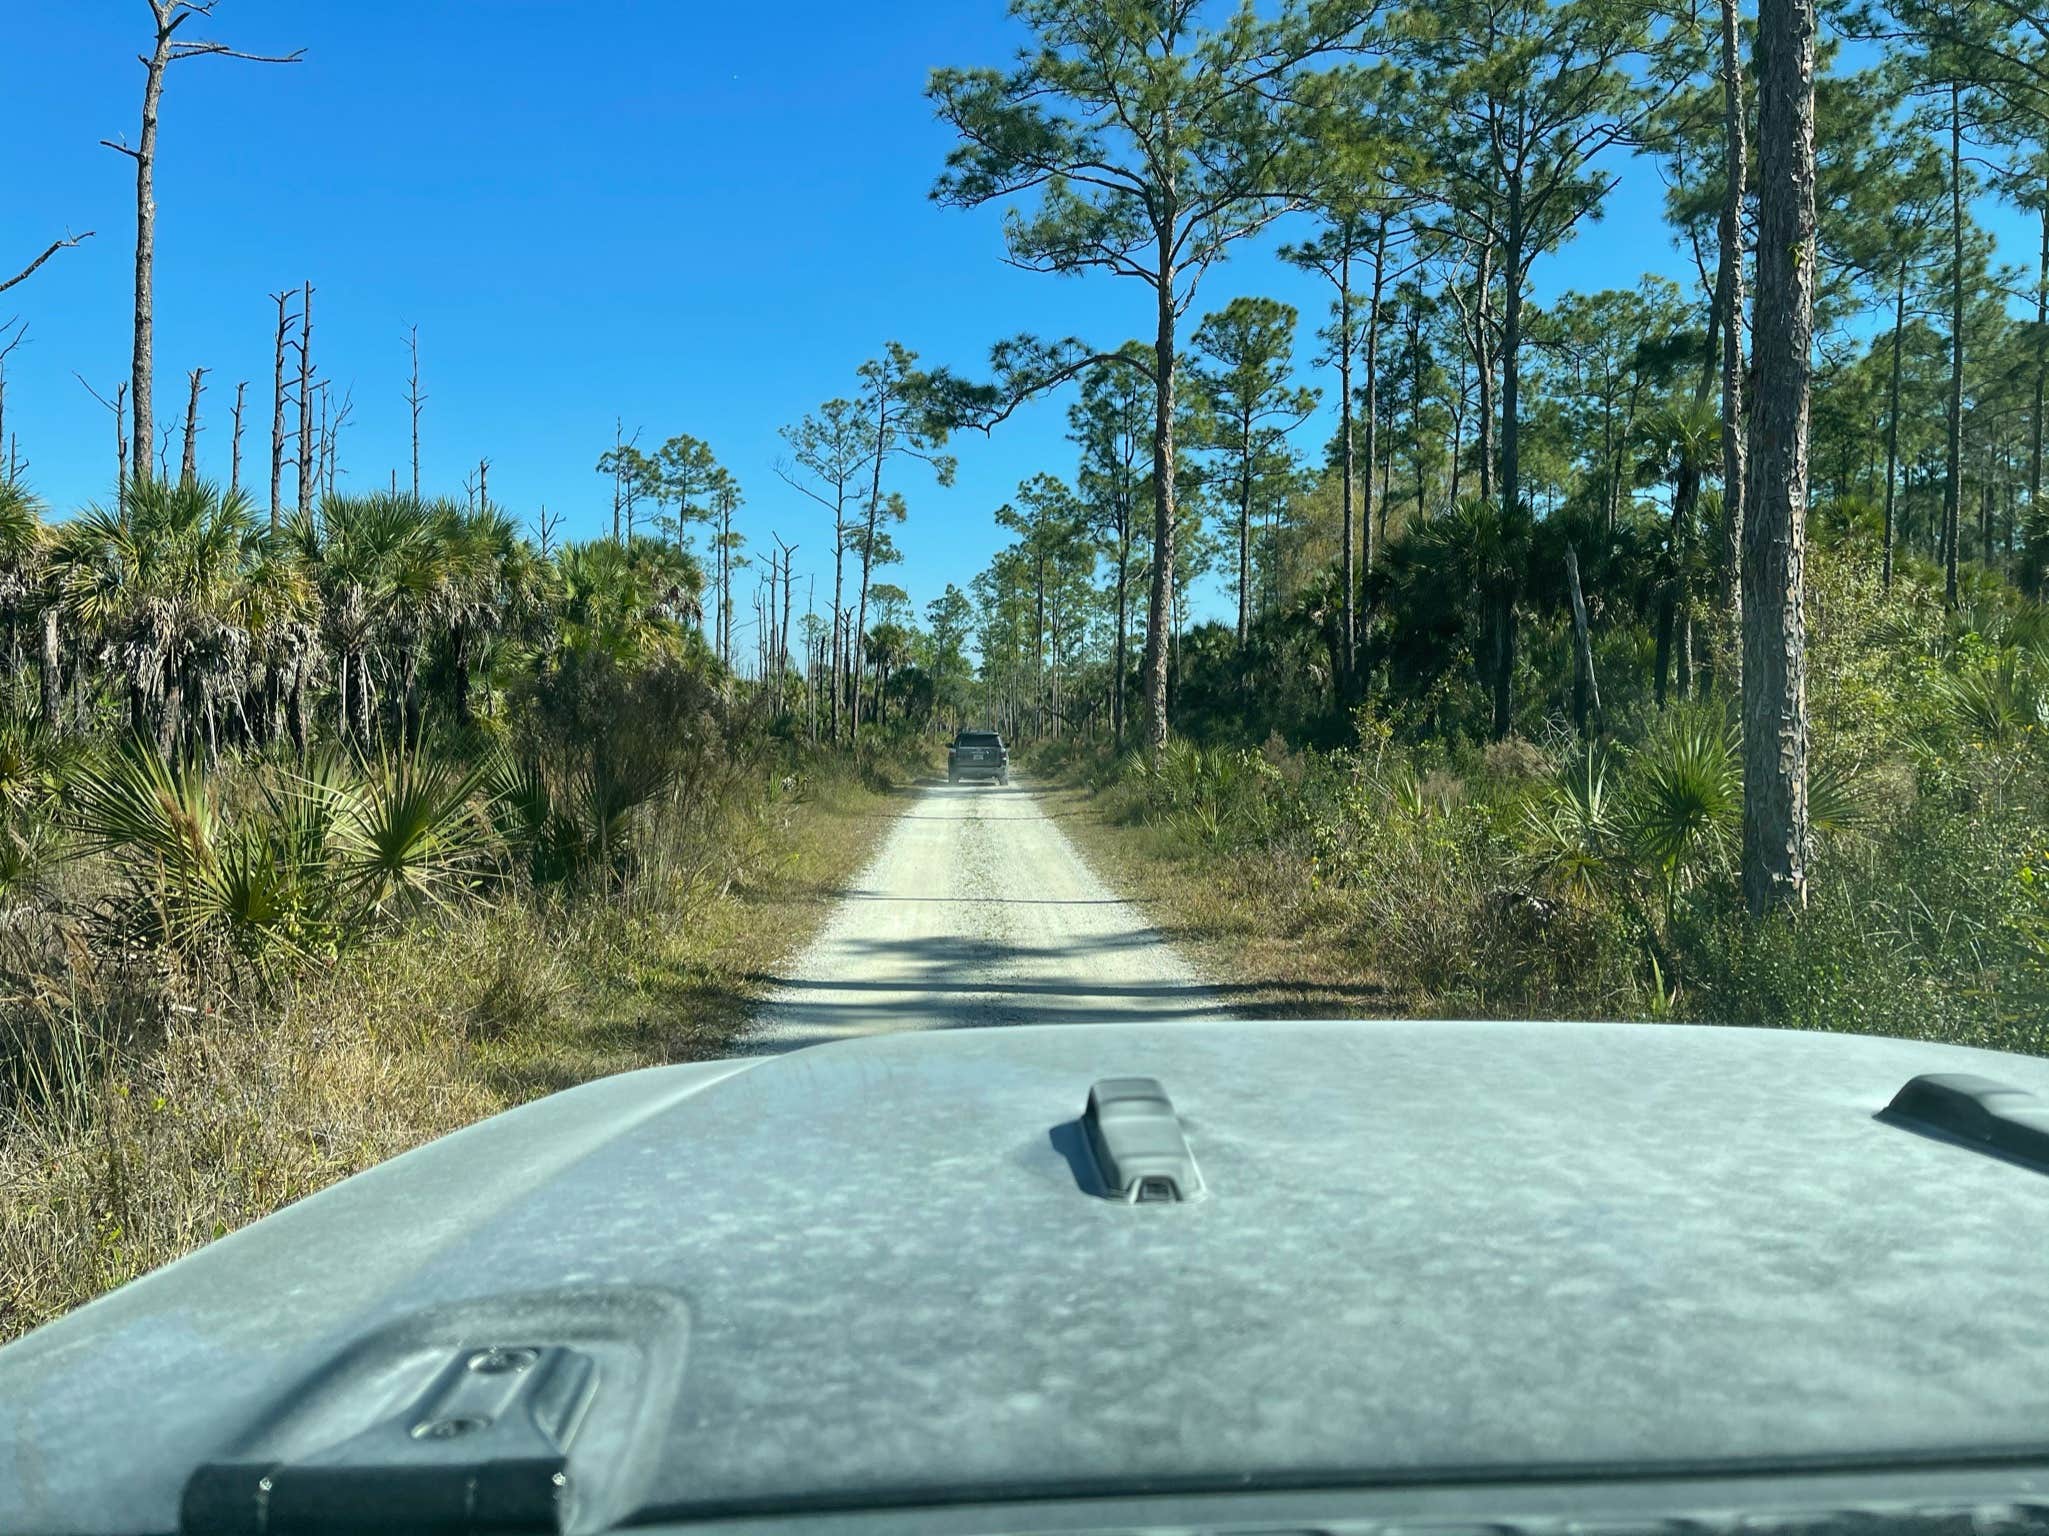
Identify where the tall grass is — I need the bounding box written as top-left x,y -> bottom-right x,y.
0,733 -> 922,1340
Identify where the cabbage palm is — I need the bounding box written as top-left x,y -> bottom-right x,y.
431,502 -> 557,729
236,536 -> 322,754
49,478 -> 262,758
286,493 -> 433,748
0,480 -> 56,726
556,536 -> 705,666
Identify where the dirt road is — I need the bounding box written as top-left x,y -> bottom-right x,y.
746,779 -> 1225,1049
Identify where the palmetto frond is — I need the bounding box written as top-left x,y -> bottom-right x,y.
68,739 -> 218,869
0,479 -> 46,571
1621,710 -> 1740,885
334,745 -> 493,917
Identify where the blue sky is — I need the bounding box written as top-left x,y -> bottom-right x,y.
0,2 -> 2035,639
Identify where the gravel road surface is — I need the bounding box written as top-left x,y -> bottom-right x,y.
746,779 -> 1225,1049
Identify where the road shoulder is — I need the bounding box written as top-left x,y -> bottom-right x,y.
1039,780 -> 1402,1020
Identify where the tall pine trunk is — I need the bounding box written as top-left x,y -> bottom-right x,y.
1361,223 -> 1388,593
1475,240 -> 1495,506
1943,85 -> 1965,609
1337,250 -> 1357,695
2026,202 -> 2048,595
1235,427 -> 1252,646
1114,524 -> 1130,748
1742,0 -> 1816,916
1141,237 -> 1178,758
1718,0 -> 1749,679
1883,267 -> 1907,589
830,522 -> 846,743
1494,196 -> 1526,742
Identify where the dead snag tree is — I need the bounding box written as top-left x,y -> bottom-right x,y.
0,232 -> 94,297
229,380 -> 246,494
179,365 -> 206,483
268,289 -> 294,530
405,324 -> 425,501
295,282 -> 314,515
104,2 -> 300,488
75,375 -> 130,506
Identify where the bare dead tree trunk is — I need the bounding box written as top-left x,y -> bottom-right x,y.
296,281 -> 314,515
405,323 -> 424,501
610,418 -> 624,542
269,289 -> 291,529
0,327 -> 18,481
1718,0 -> 1748,685
321,384 -> 353,499
108,6 -> 300,493
1742,0 -> 1816,917
115,20 -> 169,488
73,375 -> 130,511
776,535 -> 798,683
229,378 -> 246,495
179,365 -> 205,484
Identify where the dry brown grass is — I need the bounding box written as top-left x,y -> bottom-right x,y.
0,770 -> 901,1343
1042,783 -> 1407,1020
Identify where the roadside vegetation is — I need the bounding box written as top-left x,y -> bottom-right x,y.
926,1 -> 2049,1045
1033,543 -> 2049,1049
0,471 -> 926,1341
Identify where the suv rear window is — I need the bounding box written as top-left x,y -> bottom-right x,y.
958,733 -> 1001,747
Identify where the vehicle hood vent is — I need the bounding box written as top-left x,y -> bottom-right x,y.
1081,1076 -> 1205,1203
181,1344 -> 595,1535
1880,1072 -> 2049,1173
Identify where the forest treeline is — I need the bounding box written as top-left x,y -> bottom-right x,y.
905,0 -> 2041,917
896,0 -> 2049,1033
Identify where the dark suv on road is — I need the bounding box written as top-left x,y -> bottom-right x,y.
947,728 -> 1009,785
